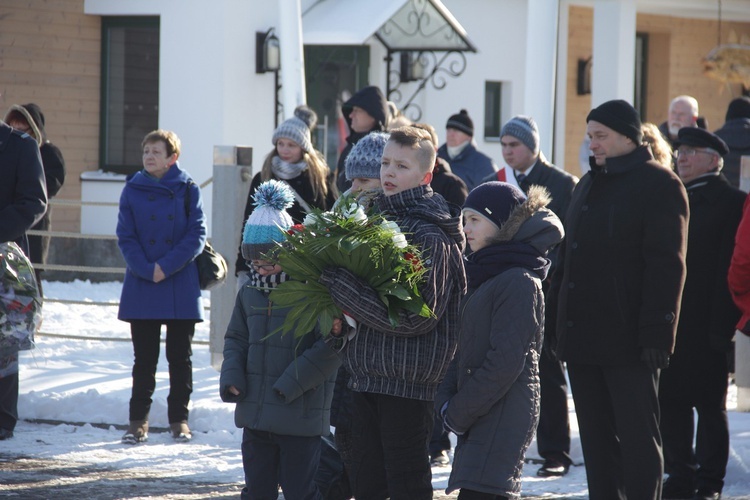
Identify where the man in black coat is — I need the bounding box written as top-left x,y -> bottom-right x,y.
0,119 -> 47,440
549,100 -> 688,499
335,86 -> 389,193
484,115 -> 578,477
659,128 -> 745,500
714,96 -> 750,189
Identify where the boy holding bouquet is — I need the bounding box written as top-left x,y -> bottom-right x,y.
319,126 -> 467,499
220,180 -> 341,500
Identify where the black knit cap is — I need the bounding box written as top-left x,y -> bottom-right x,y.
586,99 -> 642,145
725,96 -> 750,121
675,127 -> 729,156
463,181 -> 527,230
446,109 -> 474,137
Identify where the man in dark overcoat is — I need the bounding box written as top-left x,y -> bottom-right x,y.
0,119 -> 47,440
659,128 -> 745,500
548,100 -> 689,499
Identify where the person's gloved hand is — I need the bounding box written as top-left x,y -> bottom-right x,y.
641,347 -> 670,370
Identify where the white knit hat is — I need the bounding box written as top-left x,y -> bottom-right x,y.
272,106 -> 316,155
241,180 -> 295,261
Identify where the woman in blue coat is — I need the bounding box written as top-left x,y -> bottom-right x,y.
116,130 -> 206,445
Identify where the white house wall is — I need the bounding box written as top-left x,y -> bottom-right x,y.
84,0 -> 280,235
420,0 -> 530,166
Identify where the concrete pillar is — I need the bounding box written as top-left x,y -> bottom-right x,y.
524,0 -> 560,157
279,0 -> 306,116
591,0 -> 636,107
209,146 -> 254,370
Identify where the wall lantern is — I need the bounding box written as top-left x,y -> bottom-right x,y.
400,52 -> 426,83
256,28 -> 280,74
577,56 -> 592,95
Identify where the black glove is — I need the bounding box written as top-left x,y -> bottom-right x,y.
640,347 -> 670,370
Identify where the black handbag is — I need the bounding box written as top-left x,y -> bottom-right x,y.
185,182 -> 227,290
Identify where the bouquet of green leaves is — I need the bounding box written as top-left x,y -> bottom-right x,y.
268,195 -> 432,339
0,241 -> 42,352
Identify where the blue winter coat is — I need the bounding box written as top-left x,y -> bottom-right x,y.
437,142 -> 497,191
117,162 -> 206,321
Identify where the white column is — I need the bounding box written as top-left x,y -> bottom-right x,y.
279,0 -> 306,117
209,146 -> 254,370
524,0 -> 560,157
591,0 -> 636,107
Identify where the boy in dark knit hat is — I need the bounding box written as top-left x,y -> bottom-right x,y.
437,109 -> 497,191
335,86 -> 390,193
549,99 -> 688,500
321,126 -> 467,499
220,180 -> 341,500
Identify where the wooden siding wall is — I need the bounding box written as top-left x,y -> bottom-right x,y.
0,0 -> 100,232
565,5 -> 750,177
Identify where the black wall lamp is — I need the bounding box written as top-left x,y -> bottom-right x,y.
400,52 -> 426,83
256,28 -> 280,74
577,56 -> 592,95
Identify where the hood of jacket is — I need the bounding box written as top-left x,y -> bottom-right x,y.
498,185 -> 565,255
342,86 -> 389,133
4,104 -> 46,145
715,118 -> 750,150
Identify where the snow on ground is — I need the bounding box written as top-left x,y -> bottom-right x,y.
1,280 -> 749,498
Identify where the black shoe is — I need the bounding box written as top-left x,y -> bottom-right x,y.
692,489 -> 721,500
430,450 -> 450,466
536,458 -> 570,477
0,428 -> 13,440
662,477 -> 696,499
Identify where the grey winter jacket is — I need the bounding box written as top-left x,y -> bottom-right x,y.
219,284 -> 341,437
435,193 -> 564,498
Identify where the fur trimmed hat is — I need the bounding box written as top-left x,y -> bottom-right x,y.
463,182 -> 551,242
446,109 -> 474,137
272,106 -> 315,155
500,115 -> 540,156
345,131 -> 389,180
586,99 -> 643,145
242,180 -> 295,261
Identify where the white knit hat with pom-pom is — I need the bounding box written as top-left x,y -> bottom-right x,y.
271,105 -> 318,155
241,180 -> 295,261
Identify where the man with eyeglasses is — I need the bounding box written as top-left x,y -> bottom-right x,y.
660,127 -> 745,500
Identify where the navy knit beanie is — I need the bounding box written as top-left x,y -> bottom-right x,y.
500,116 -> 540,155
446,109 -> 474,137
726,97 -> 750,121
346,131 -> 389,180
586,99 -> 643,145
463,181 -> 527,230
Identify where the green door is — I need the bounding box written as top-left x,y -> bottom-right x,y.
304,45 -> 370,170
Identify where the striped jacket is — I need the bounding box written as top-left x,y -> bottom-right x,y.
319,185 -> 467,401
